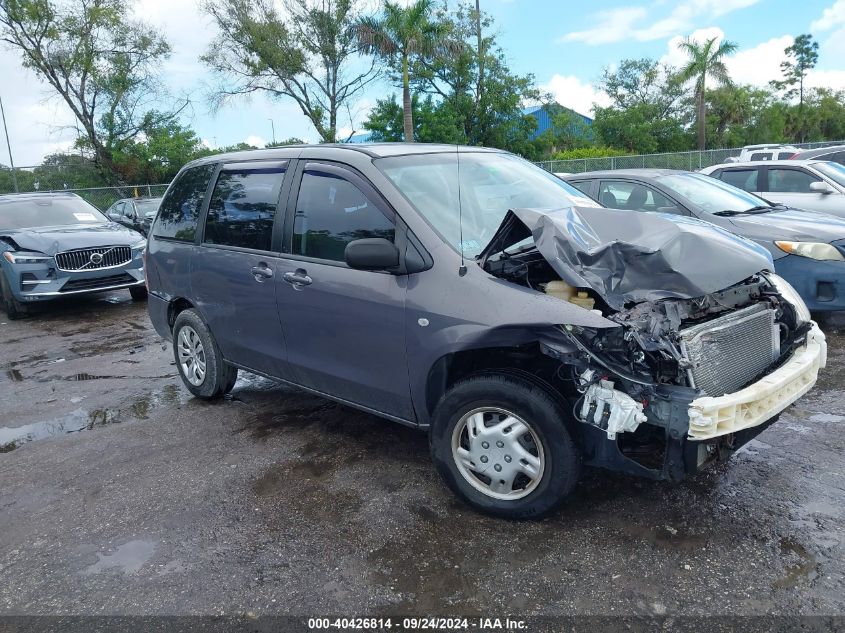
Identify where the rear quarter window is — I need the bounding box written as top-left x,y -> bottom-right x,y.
719,169 -> 758,192
152,164 -> 216,242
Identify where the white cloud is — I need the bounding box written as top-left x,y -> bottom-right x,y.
558,7 -> 648,44
244,135 -> 267,148
539,75 -> 612,117
560,0 -> 760,45
804,69 -> 845,91
811,0 -> 845,31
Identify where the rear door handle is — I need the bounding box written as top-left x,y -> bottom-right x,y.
250,264 -> 274,282
283,270 -> 312,288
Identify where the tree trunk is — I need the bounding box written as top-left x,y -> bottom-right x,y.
402,54 -> 413,142
697,78 -> 706,150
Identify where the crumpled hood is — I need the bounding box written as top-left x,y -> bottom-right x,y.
728,208 -> 845,243
480,206 -> 774,310
1,223 -> 143,255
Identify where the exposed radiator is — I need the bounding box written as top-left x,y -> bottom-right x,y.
680,303 -> 779,397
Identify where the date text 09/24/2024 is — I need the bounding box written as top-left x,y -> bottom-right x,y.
307,617 -> 527,631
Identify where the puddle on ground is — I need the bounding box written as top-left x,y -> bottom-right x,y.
0,384 -> 187,452
773,537 -> 819,589
80,539 -> 156,576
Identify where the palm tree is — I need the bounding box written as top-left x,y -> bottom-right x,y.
677,36 -> 738,150
357,0 -> 455,142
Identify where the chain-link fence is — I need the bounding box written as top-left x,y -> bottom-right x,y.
0,181 -> 170,211
535,140 -> 845,174
65,184 -> 171,211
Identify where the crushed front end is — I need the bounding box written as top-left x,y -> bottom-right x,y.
545,274 -> 826,480
481,206 -> 827,481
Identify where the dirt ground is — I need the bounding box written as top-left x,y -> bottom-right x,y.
0,292 -> 843,617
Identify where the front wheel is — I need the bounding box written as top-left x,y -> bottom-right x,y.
172,309 -> 237,398
0,271 -> 26,320
429,374 -> 581,519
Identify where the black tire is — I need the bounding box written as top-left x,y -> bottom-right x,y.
172,309 -> 231,399
0,271 -> 26,320
130,286 -> 148,301
429,373 -> 581,519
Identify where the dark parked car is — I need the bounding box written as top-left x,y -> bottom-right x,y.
0,192 -> 148,319
146,144 -> 825,518
788,144 -> 845,166
105,196 -> 163,236
566,169 -> 845,312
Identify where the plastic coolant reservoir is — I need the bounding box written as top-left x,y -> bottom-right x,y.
545,280 -> 575,301
569,291 -> 596,310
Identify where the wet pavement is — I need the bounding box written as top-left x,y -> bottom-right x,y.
0,294 -> 843,616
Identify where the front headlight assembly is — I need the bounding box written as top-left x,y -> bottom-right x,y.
2,251 -> 52,264
767,273 -> 811,324
775,240 -> 844,261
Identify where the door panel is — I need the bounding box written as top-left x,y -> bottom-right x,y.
190,161 -> 292,379
276,161 -> 412,420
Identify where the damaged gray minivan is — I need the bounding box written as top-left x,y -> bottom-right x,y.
145,144 -> 827,518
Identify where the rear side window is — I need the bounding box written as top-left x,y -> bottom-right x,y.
292,166 -> 395,262
598,181 -> 676,212
776,152 -> 794,160
767,168 -> 820,193
719,169 -> 758,192
204,163 -> 287,251
153,164 -> 215,242
569,180 -> 592,197
750,152 -> 772,161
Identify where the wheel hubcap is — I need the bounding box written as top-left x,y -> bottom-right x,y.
177,326 -> 206,386
451,407 -> 545,500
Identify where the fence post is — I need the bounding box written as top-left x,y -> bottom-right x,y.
147,185 -> 152,196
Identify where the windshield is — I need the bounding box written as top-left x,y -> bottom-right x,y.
814,161 -> 845,188
0,196 -> 107,230
376,151 -> 597,257
135,198 -> 162,213
660,173 -> 770,213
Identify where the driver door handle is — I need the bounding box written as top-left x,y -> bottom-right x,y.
250,264 -> 274,281
283,270 -> 312,288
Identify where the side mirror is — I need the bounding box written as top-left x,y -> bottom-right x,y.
344,238 -> 400,271
810,181 -> 834,195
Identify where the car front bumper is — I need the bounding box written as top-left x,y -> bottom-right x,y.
775,254 -> 845,312
687,323 -> 826,440
9,253 -> 145,302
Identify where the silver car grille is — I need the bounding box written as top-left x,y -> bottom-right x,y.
680,303 -> 780,397
55,246 -> 132,272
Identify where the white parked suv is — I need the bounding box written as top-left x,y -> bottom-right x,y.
724,144 -> 800,163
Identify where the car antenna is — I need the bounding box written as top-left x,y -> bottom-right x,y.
456,144 -> 467,277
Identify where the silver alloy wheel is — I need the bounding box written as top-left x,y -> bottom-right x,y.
451,407 -> 545,500
177,325 -> 207,387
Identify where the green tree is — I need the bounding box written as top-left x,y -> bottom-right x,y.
593,103 -> 691,154
202,0 -> 378,143
357,0 -> 456,142
363,94 -> 462,143
111,119 -> 210,183
677,36 -> 738,150
600,58 -> 686,119
771,34 -> 819,142
0,0 -> 184,183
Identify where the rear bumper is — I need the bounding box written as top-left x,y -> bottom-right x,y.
775,254 -> 845,312
687,324 -> 826,440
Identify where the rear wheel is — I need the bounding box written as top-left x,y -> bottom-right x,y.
172,309 -> 233,399
130,286 -> 148,301
430,373 -> 581,519
0,271 -> 26,320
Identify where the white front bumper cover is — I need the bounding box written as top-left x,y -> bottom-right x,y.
687,323 -> 826,440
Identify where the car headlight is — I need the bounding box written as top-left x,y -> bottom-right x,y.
2,251 -> 52,264
131,239 -> 147,251
767,273 -> 811,324
775,240 -> 844,261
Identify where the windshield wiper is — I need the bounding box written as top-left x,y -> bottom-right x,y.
712,205 -> 773,216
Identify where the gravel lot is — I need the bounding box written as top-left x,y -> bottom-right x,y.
0,293 -> 844,617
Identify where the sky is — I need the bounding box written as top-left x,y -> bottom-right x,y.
2,0 -> 845,166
